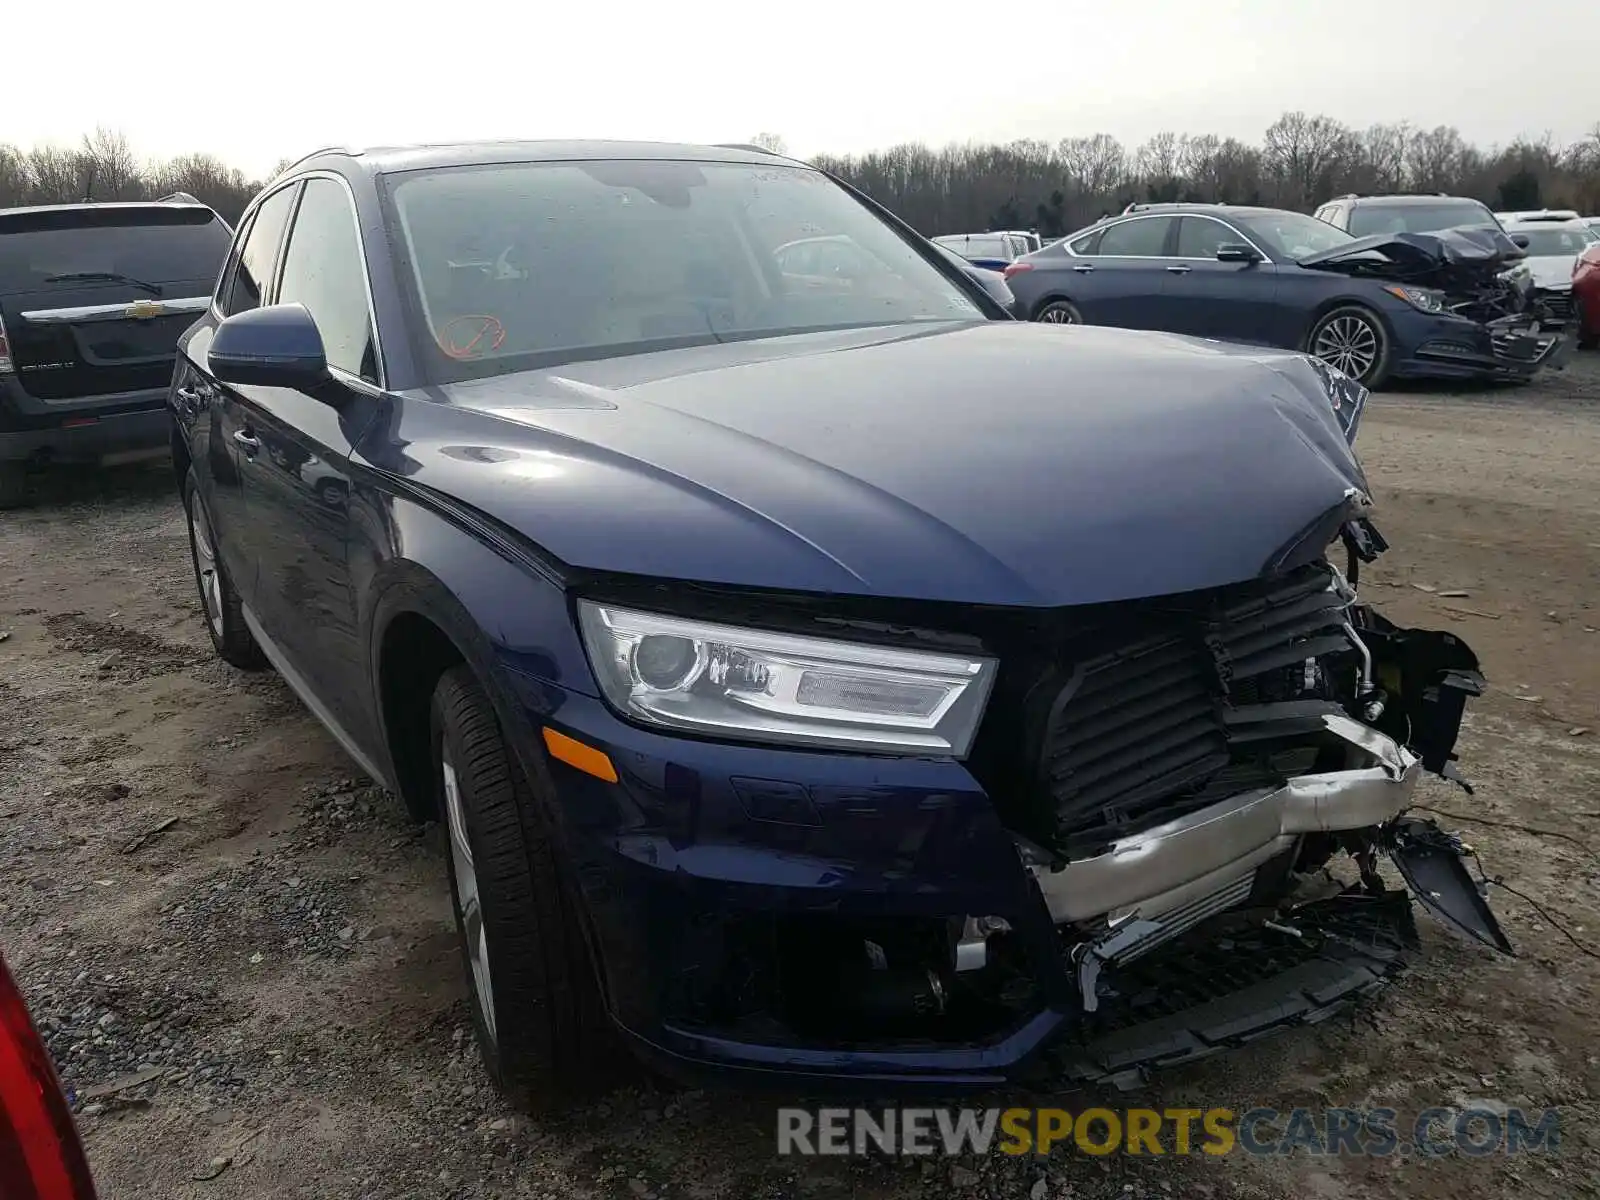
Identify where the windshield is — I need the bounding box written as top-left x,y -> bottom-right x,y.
1233,211 -> 1354,260
385,160 -> 985,379
1510,227 -> 1592,257
1347,201 -> 1496,237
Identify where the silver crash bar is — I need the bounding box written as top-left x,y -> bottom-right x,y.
1025,713 -> 1419,924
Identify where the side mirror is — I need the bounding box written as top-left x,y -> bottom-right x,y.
209,303 -> 330,390
1510,234 -> 1531,249
1216,243 -> 1263,264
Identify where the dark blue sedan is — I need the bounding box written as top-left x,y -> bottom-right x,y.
169,142 -> 1503,1104
1003,203 -> 1570,387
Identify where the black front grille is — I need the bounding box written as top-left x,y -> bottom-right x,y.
1538,290 -> 1573,322
1035,564 -> 1352,849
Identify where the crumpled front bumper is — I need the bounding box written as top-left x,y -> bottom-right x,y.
1026,713 -> 1418,924
1404,312 -> 1572,380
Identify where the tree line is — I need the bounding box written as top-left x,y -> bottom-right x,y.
5,116 -> 1600,238
807,114 -> 1600,237
0,129 -> 286,225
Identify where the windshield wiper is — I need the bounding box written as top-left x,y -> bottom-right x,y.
42,271 -> 164,297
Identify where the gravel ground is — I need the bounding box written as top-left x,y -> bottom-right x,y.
3,355 -> 1599,1199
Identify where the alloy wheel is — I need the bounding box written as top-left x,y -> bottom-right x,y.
442,754 -> 497,1046
1039,304 -> 1079,325
189,502 -> 225,639
1312,315 -> 1380,381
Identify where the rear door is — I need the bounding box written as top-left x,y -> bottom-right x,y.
229,176 -> 383,746
0,205 -> 230,421
1155,215 -> 1285,344
1068,215 -> 1177,328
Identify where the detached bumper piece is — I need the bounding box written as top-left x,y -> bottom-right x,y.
1488,317 -> 1573,374
1037,890 -> 1418,1091
1389,818 -> 1513,954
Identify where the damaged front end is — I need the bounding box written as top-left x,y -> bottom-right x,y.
1300,227 -> 1573,378
983,526 -> 1512,1089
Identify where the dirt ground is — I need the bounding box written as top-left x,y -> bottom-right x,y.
2,356 -> 1599,1200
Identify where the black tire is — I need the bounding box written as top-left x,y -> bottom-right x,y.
1307,305 -> 1392,388
429,665 -> 619,1108
1576,298 -> 1598,350
1034,299 -> 1083,325
182,467 -> 267,669
0,464 -> 27,510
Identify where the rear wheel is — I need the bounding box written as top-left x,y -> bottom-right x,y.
1035,299 -> 1083,325
430,665 -> 619,1109
183,468 -> 267,669
0,464 -> 26,510
1308,306 -> 1392,388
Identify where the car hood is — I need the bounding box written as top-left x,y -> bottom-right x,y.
1520,254 -> 1577,289
374,322 -> 1369,608
1298,226 -> 1526,288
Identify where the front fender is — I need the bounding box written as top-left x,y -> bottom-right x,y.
349,483 -> 596,811
350,486 -> 621,1002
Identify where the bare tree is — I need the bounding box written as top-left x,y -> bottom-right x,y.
1357,123 -> 1410,193
24,145 -> 79,204
0,144 -> 28,207
77,127 -> 142,201
749,132 -> 788,155
1262,112 -> 1356,208
1406,125 -> 1468,193
1059,134 -> 1126,199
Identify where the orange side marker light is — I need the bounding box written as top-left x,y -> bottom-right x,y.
542,727 -> 619,783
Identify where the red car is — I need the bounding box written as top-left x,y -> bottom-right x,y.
1575,242 -> 1600,349
0,953 -> 98,1199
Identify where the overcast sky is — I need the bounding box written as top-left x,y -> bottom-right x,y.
11,0 -> 1599,179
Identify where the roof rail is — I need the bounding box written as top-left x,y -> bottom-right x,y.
270,145 -> 352,180
1122,201 -> 1217,214
713,143 -> 780,155
1344,191 -> 1455,200
156,191 -> 202,205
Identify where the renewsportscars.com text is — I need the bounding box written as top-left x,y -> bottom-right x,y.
776,1106 -> 1560,1158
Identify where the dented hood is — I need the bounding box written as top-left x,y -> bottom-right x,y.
376,322 -> 1369,608
1298,226 -> 1526,286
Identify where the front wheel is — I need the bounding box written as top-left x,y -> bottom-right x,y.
1308,306 -> 1392,388
1034,299 -> 1083,325
1576,297 -> 1598,350
430,665 -> 620,1109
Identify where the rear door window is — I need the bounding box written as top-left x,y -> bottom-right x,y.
224,185 -> 298,317
1095,217 -> 1175,257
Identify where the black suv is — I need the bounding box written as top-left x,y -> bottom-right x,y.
0,196 -> 232,506
1313,193 -> 1501,236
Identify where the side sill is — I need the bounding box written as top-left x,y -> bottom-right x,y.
241,603 -> 396,791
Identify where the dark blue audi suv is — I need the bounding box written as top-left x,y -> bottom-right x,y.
169,141 -> 1507,1105
1003,202 -> 1571,388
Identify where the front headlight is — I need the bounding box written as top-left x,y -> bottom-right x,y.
1382,285 -> 1447,313
576,602 -> 997,756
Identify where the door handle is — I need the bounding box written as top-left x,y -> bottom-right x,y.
1166,264 -> 1192,274
1072,263 -> 1095,273
233,430 -> 261,452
